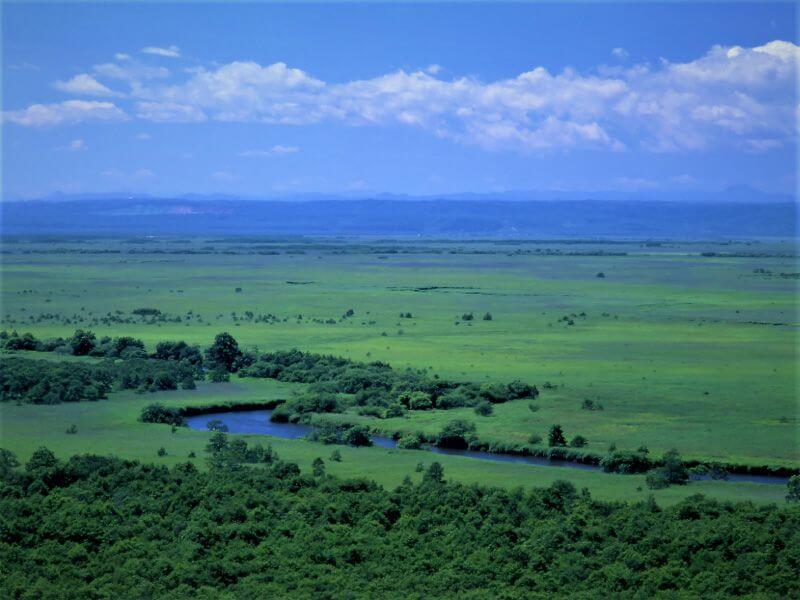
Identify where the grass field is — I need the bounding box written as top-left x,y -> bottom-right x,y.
0,237 -> 797,501
0,376 -> 788,506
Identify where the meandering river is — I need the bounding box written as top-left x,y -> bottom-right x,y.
185,409 -> 790,486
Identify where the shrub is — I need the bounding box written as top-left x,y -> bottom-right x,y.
357,406 -> 383,418
208,367 -> 230,383
528,433 -> 543,445
397,434 -> 422,450
384,404 -> 406,418
400,391 -> 433,411
569,435 -> 588,448
437,419 -> 476,449
139,404 -> 185,427
474,401 -> 493,416
601,449 -> 652,474
646,468 -> 670,489
4,332 -> 39,351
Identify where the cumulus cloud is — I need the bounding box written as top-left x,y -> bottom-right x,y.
141,45 -> 181,58
53,74 -> 119,97
3,100 -> 127,127
6,40 -> 797,153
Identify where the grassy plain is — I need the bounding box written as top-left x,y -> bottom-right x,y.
0,237 -> 797,501
0,376 -> 788,506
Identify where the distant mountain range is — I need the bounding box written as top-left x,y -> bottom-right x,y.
1,191 -> 796,239
16,185 -> 794,205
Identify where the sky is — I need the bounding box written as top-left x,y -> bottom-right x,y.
1,2 -> 797,199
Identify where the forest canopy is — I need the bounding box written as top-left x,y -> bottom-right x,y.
0,448 -> 797,599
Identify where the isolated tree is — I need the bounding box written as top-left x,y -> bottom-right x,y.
312,457 -> 326,477
661,448 -> 688,484
206,431 -> 229,454
423,462 -> 445,484
70,329 -> 96,356
548,424 -> 567,447
206,332 -> 242,372
787,475 -> 800,503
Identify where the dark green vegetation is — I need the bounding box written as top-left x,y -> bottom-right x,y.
1,448 -> 798,599
242,348 -> 538,422
0,355 -> 199,404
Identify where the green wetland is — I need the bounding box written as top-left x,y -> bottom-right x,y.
1,235 -> 799,598
1,236 -> 797,501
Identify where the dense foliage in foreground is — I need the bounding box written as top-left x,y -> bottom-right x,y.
1,450 -> 797,599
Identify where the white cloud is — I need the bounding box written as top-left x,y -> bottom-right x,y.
135,101 -> 206,122
3,100 -> 127,127
141,45 -> 181,58
93,62 -> 171,81
68,139 -> 86,151
53,74 -> 119,97
135,133 -> 151,140
611,47 -> 629,60
115,53 -> 132,61
7,39 -> 797,154
239,145 -> 300,157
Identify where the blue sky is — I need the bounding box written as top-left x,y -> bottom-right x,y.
2,2 -> 797,199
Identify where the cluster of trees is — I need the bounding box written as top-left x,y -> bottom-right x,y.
0,358 -> 111,404
138,404 -> 186,427
205,431 -> 278,469
237,346 -> 539,422
1,448 -> 797,598
2,329 -> 204,365
547,424 -> 588,448
306,421 -> 373,447
1,356 -> 200,404
601,446 -> 691,489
